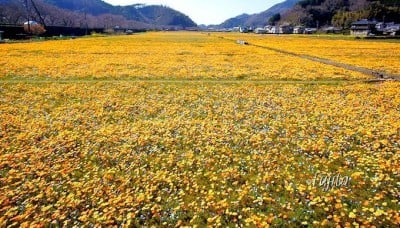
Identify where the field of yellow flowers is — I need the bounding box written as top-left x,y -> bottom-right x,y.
226,33 -> 400,75
1,32 -> 399,226
0,32 -> 372,81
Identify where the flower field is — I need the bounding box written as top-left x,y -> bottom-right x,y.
0,32 -> 399,226
226,33 -> 400,76
0,32 -> 371,81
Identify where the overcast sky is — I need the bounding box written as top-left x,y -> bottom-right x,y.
103,0 -> 283,25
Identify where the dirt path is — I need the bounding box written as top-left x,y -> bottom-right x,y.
254,44 -> 400,81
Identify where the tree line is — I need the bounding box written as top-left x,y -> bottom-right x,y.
0,0 -> 152,29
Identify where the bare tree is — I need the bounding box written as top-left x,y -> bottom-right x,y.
0,2 -> 25,24
1,0 -> 152,29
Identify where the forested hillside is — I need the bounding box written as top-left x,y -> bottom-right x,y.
217,0 -> 299,28
280,0 -> 400,28
0,0 -> 196,29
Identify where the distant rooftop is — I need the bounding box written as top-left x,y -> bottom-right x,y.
352,19 -> 377,26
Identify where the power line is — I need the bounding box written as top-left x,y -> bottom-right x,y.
23,0 -> 31,32
29,0 -> 46,27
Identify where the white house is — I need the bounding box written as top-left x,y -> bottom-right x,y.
278,24 -> 293,34
293,26 -> 305,34
264,25 -> 278,34
254,27 -> 267,34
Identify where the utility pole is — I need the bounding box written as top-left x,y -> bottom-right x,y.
30,0 -> 46,27
24,0 -> 31,32
84,0 -> 88,35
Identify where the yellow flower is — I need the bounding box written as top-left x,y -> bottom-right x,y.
374,209 -> 385,217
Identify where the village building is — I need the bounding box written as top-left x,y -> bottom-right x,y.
239,27 -> 253,33
323,26 -> 342,34
350,19 -> 377,36
239,27 -> 247,33
376,22 -> 400,36
386,24 -> 400,36
254,27 -> 267,34
278,24 -> 293,34
264,25 -> 278,34
304,28 -> 317,34
293,26 -> 305,34
232,27 -> 240,32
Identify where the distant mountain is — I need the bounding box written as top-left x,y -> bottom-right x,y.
0,0 -> 197,28
115,4 -> 196,27
217,14 -> 250,29
42,0 -> 196,28
43,0 -> 114,15
218,0 -> 300,28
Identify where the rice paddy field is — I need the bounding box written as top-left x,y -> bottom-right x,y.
0,32 -> 399,227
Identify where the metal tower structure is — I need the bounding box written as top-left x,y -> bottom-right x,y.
23,0 -> 46,27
